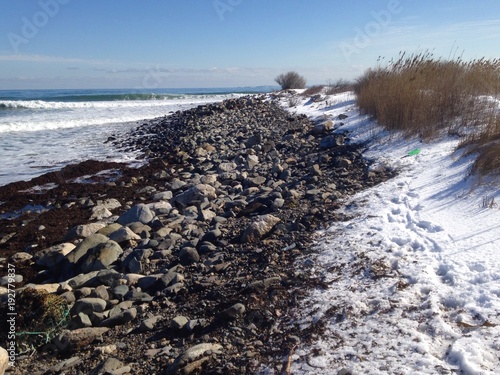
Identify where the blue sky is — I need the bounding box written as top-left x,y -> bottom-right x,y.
1,0 -> 499,89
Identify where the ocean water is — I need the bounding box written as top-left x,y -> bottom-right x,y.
0,87 -> 274,186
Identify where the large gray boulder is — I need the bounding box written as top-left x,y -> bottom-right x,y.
35,243 -> 76,269
66,234 -> 109,265
78,240 -> 123,273
117,204 -> 154,225
173,184 -> 217,207
64,223 -> 106,241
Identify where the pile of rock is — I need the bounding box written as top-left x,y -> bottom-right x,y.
0,95 -> 393,374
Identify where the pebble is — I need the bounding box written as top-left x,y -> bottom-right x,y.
6,94 -> 394,374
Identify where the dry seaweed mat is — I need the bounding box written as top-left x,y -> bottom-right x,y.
14,288 -> 69,354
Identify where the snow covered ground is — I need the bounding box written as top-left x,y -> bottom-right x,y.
281,91 -> 500,374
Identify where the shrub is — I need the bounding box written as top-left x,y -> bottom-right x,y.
275,71 -> 307,90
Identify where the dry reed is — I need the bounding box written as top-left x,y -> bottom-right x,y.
355,51 -> 500,176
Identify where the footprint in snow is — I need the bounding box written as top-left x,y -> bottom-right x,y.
416,220 -> 444,233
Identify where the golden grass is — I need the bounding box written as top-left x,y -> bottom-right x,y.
302,85 -> 325,96
325,79 -> 354,95
355,51 -> 500,176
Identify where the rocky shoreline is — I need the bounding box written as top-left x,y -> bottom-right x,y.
0,94 -> 394,374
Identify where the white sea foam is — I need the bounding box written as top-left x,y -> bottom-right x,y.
0,96 -> 238,133
0,93 -> 240,185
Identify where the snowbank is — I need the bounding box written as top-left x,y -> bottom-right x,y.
280,90 -> 500,374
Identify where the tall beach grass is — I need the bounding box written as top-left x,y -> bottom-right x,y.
355,52 -> 500,176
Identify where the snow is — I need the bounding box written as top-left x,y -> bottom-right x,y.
278,91 -> 500,374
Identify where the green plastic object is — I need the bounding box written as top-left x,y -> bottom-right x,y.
407,148 -> 421,156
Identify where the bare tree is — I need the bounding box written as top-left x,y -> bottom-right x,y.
275,71 -> 306,90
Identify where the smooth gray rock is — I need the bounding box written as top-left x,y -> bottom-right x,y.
91,357 -> 125,375
164,343 -> 222,375
70,312 -> 93,329
66,234 -> 109,265
96,223 -> 123,237
91,285 -> 109,301
138,315 -> 162,332
78,240 -> 123,273
35,243 -> 76,269
200,228 -> 221,244
245,154 -> 259,170
220,303 -> 246,320
170,315 -> 189,330
112,285 -> 129,301
240,214 -> 280,243
152,190 -> 173,201
89,206 -> 113,221
64,223 -> 106,241
80,269 -> 123,288
71,298 -> 107,315
125,289 -> 153,302
99,308 -> 137,327
108,226 -> 141,243
117,204 -> 154,225
66,271 -> 100,289
173,184 -> 217,207
147,201 -> 172,215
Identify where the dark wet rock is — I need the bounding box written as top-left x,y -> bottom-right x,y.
44,356 -> 82,374
91,357 -> 128,375
100,307 -> 137,327
320,134 -> 344,148
125,289 -> 153,302
70,312 -> 93,329
200,228 -> 221,244
179,247 -> 200,265
138,315 -> 162,333
220,303 -> 246,320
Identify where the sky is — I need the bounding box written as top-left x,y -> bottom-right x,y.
0,0 -> 499,90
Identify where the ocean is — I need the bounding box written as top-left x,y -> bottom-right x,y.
0,87 -> 274,186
